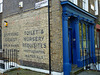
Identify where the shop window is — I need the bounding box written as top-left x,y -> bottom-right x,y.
79,22 -> 90,57
0,0 -> 3,13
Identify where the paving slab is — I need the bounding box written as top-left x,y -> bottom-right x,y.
0,68 -> 47,75
77,70 -> 100,75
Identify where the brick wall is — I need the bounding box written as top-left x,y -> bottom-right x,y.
2,0 -> 63,72
2,7 -> 50,70
50,0 -> 63,72
2,0 -> 98,72
3,0 -> 43,18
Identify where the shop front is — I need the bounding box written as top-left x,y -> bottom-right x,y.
61,1 -> 96,75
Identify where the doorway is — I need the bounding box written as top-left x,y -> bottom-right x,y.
68,17 -> 74,64
68,27 -> 73,64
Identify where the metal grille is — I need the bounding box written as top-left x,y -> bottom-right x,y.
0,49 -> 18,70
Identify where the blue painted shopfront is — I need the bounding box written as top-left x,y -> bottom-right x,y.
61,1 -> 96,75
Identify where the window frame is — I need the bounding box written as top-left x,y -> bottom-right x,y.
82,0 -> 88,11
69,0 -> 78,5
94,0 -> 98,15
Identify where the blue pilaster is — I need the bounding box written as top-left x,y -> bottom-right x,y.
70,17 -> 77,64
74,18 -> 81,67
89,25 -> 92,63
91,25 -> 96,63
70,17 -> 81,66
62,14 -> 71,75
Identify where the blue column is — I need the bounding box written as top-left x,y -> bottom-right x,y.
91,25 -> 96,63
62,14 -> 71,75
75,18 -> 81,67
89,25 -> 92,63
70,17 -> 77,64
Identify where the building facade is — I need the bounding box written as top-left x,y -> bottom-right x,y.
0,0 -> 3,52
95,0 -> 100,54
0,0 -> 99,75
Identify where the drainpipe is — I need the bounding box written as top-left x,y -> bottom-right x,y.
48,0 -> 51,74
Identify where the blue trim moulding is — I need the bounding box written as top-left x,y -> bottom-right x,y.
61,1 -> 96,23
61,1 -> 96,75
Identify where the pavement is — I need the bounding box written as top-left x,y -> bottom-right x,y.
77,70 -> 100,75
0,68 -> 47,75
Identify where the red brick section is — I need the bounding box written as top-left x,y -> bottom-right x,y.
96,24 -> 100,30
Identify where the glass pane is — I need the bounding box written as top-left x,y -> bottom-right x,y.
86,25 -> 90,54
0,0 -> 3,3
83,24 -> 86,48
0,3 -> 3,12
79,23 -> 83,57
79,23 -> 82,48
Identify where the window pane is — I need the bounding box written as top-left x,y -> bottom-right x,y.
83,24 -> 86,48
0,0 -> 3,3
79,23 -> 82,56
83,0 -> 88,11
79,23 -> 90,57
79,23 -> 82,48
0,3 -> 3,13
91,4 -> 94,10
86,25 -> 90,53
95,0 -> 98,15
69,0 -> 77,5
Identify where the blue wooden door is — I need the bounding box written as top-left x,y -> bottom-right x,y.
68,27 -> 73,64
